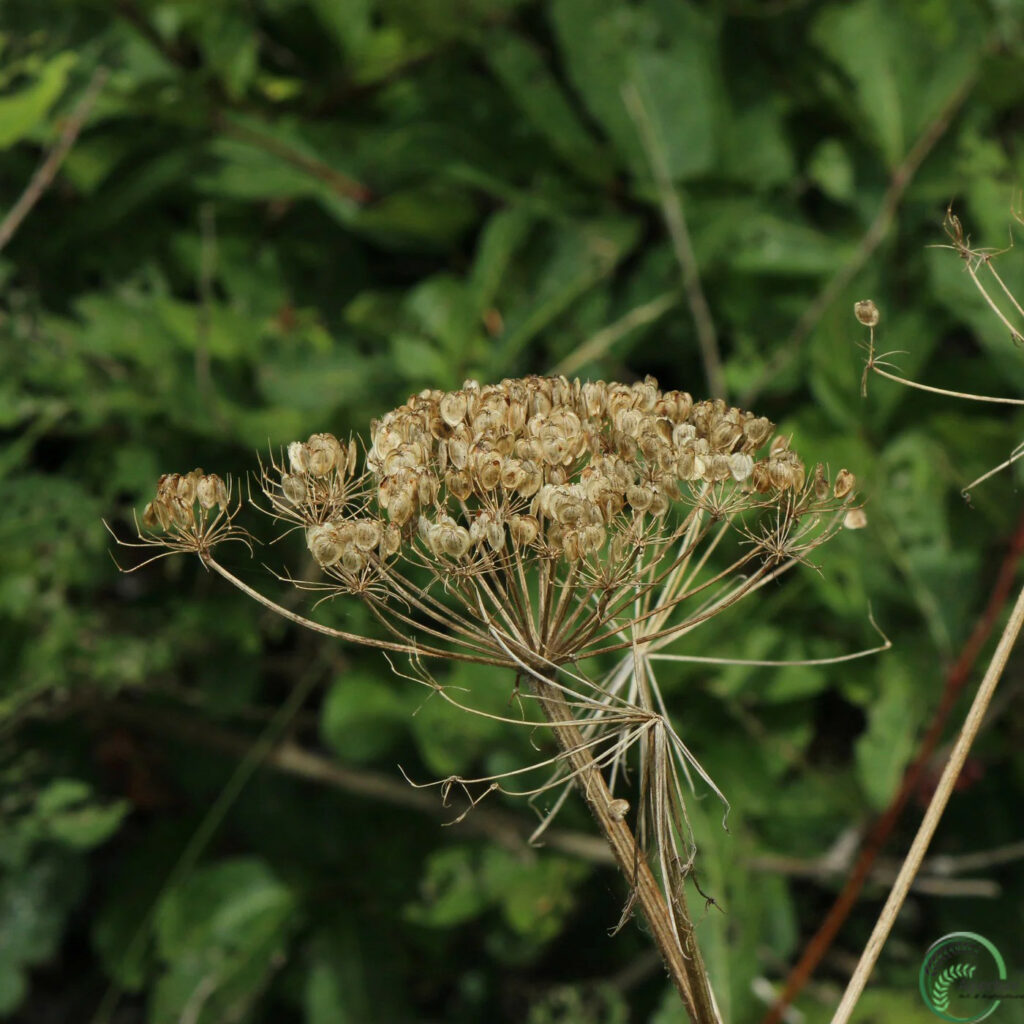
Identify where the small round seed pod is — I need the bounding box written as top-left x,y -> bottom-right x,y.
341,546 -> 367,573
142,501 -> 165,530
649,490 -> 670,517
561,530 -> 581,562
509,514 -> 540,547
844,508 -> 867,529
728,452 -> 754,482
813,463 -> 830,501
307,524 -> 343,566
626,484 -> 654,512
446,469 -> 473,502
308,433 -> 342,477
834,468 -> 855,499
580,523 -> 606,555
742,416 -> 774,450
434,522 -> 471,559
387,490 -> 415,526
707,454 -> 732,482
417,471 -> 439,506
475,453 -> 502,491
439,391 -> 468,428
354,519 -> 382,552
854,299 -> 879,327
485,521 -> 505,552
197,473 -> 228,510
381,523 -> 402,557
169,496 -> 194,530
281,473 -> 307,505
288,441 -> 311,475
448,438 -> 469,470
176,470 -> 201,506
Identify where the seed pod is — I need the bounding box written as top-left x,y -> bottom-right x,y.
281,473 -> 307,505
834,468 -> 855,499
308,433 -> 342,477
448,438 -> 469,470
813,463 -> 830,501
341,546 -> 367,573
446,469 -> 473,502
176,471 -> 200,506
626,484 -> 653,512
288,441 -> 311,474
509,514 -> 540,547
750,461 -> 773,493
434,522 -> 471,558
844,508 -> 867,529
169,497 -> 193,530
381,523 -> 402,557
142,501 -> 165,530
439,391 -> 467,428
854,299 -> 879,327
347,438 -> 359,475
417,471 -> 438,506
707,455 -> 732,482
649,491 -> 670,517
728,453 -> 754,482
475,453 -> 502,490
354,519 -> 382,551
742,416 -> 773,449
486,521 -> 505,552
197,473 -> 228,509
307,524 -> 343,566
561,530 -> 581,562
387,490 -> 415,526
581,523 -> 606,554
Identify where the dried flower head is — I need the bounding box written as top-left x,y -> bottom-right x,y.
239,377 -> 859,675
125,375 -> 860,977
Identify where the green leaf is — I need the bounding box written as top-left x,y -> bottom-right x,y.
0,51 -> 75,149
486,32 -> 609,182
551,0 -> 720,182
320,671 -> 412,763
855,661 -> 918,810
152,858 -> 296,1024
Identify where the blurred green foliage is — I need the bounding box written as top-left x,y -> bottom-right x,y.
3,0 -> 1024,1021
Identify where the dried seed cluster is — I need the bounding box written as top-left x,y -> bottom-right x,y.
139,375 -> 856,668
143,469 -> 229,532
357,375 -> 839,566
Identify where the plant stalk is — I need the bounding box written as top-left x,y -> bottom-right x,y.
531,672 -> 719,1024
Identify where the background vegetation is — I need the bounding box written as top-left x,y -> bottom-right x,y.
3,0 -> 1024,1021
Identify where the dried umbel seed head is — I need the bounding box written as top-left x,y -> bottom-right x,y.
854,299 -> 880,327
262,375 -> 854,610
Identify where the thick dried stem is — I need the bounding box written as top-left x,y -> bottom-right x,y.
530,671 -> 719,1024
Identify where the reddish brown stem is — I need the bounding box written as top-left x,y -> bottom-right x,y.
762,511 -> 1024,1024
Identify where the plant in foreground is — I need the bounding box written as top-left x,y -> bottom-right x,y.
119,375 -> 859,1023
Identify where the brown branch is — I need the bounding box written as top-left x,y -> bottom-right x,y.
833,578 -> 1024,1022
0,66 -> 108,253
739,60 -> 982,408
215,116 -> 373,204
761,510 -> 1024,1024
99,698 -> 614,866
622,83 -> 726,401
530,672 -> 719,1023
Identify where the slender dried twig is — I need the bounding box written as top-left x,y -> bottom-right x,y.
0,66 -> 108,253
551,290 -> 680,377
622,83 -> 725,400
832,580 -> 1024,1024
763,509 -> 1024,1024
